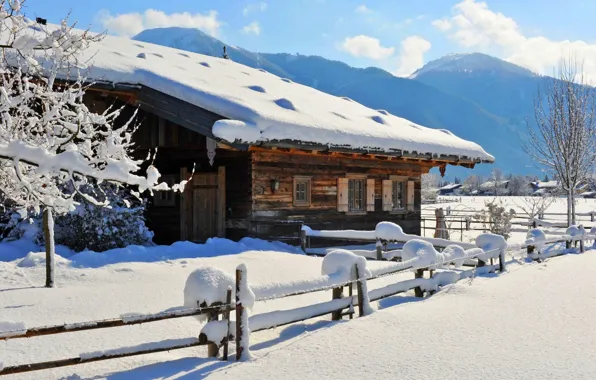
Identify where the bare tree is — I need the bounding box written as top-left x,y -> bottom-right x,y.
421,173 -> 439,202
490,168 -> 505,195
463,174 -> 483,194
523,57 -> 596,226
514,196 -> 555,224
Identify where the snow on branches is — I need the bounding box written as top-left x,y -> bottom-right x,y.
0,2 -> 185,216
0,2 -> 188,286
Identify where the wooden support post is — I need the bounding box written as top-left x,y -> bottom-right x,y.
235,268 -> 245,361
580,238 -> 585,253
300,228 -> 307,252
348,282 -> 353,320
376,240 -> 383,260
591,212 -> 594,222
498,248 -> 505,272
222,287 -> 232,361
414,269 -> 425,298
355,264 -> 365,317
331,287 -> 344,321
205,302 -> 221,358
566,240 -> 571,249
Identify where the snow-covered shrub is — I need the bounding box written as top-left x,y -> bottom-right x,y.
475,199 -> 516,240
52,201 -> 153,252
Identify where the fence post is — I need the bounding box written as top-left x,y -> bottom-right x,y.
498,248 -> 506,272
207,307 -> 220,358
414,269 -> 425,298
376,240 -> 383,260
222,287 -> 232,361
235,265 -> 250,361
300,228 -> 307,252
591,212 -> 595,222
580,237 -> 585,253
331,286 -> 344,321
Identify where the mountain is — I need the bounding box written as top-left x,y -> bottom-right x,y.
411,53 -> 548,130
132,28 -> 537,177
133,28 -> 291,79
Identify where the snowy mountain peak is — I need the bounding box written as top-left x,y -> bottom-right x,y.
410,53 -> 536,79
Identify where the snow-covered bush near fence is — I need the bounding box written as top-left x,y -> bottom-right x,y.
475,233 -> 507,262
52,201 -> 153,252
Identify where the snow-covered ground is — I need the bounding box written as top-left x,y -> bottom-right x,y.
2,242 -> 595,379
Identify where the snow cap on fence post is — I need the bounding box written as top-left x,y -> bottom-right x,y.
236,264 -> 254,361
183,267 -> 237,322
375,222 -> 406,241
401,240 -> 440,269
475,233 -> 507,268
526,229 -> 546,251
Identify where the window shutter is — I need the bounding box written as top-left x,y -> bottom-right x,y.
337,178 -> 349,212
366,179 -> 375,211
382,180 -> 393,211
407,180 -> 415,211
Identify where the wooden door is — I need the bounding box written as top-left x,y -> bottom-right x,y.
180,166 -> 226,242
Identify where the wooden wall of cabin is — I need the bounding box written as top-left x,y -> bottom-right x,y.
249,149 -> 433,243
82,91 -> 252,244
132,115 -> 252,244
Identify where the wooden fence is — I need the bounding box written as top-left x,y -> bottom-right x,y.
2,228 -> 595,376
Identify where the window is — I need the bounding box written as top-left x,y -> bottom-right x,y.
348,178 -> 366,212
293,176 -> 311,206
154,175 -> 176,207
391,180 -> 405,210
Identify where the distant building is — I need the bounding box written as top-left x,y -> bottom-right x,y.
478,180 -> 509,195
439,183 -> 462,195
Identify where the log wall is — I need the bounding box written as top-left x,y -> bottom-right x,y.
248,149 -> 433,242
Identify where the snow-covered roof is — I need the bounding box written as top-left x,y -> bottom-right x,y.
479,180 -> 509,190
28,27 -> 493,163
532,181 -> 559,189
439,183 -> 462,191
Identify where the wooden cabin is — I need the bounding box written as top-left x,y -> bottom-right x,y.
78,34 -> 494,245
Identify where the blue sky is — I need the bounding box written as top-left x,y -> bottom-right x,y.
22,0 -> 596,77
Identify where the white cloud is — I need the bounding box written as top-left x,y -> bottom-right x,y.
433,0 -> 596,81
431,18 -> 452,32
394,36 -> 432,77
243,2 -> 268,17
242,21 -> 261,36
355,5 -> 372,14
340,35 -> 395,60
98,9 -> 221,37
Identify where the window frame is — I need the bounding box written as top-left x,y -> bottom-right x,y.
293,176 -> 312,207
153,174 -> 176,207
389,175 -> 408,214
347,175 -> 367,214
